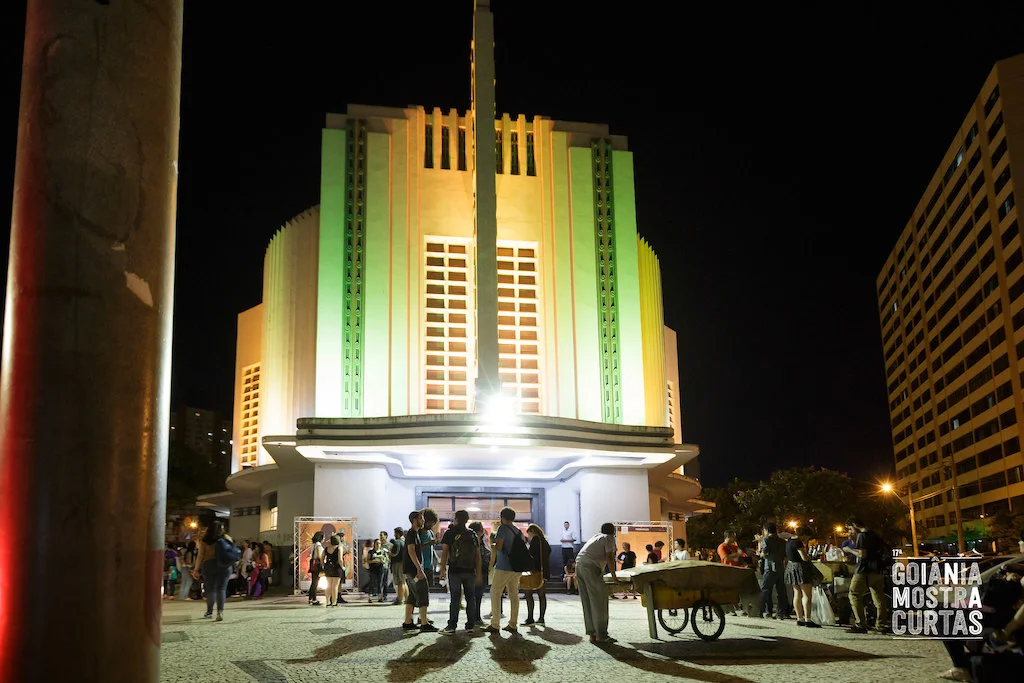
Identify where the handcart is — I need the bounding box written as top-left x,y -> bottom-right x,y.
605,560 -> 759,641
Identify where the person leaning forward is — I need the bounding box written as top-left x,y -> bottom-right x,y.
576,522 -> 618,644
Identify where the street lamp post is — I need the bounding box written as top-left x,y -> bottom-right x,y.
882,482 -> 918,556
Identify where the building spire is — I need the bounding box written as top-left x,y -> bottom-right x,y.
472,0 -> 499,405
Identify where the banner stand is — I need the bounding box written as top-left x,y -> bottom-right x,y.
293,517 -> 358,596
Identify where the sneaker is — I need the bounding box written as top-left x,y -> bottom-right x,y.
402,621 -> 418,630
536,619 -> 545,625
309,601 -> 322,606
939,667 -> 972,682
502,625 -> 518,634
523,618 -> 535,625
439,626 -> 457,635
846,626 -> 868,634
215,612 -> 223,622
796,620 -> 807,627
484,625 -> 500,633
202,612 -> 213,619
804,622 -> 821,628
419,623 -> 439,632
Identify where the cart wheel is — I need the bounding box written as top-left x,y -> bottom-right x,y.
657,607 -> 690,634
690,599 -> 726,641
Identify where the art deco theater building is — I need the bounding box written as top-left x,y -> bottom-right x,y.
201,2 -> 703,548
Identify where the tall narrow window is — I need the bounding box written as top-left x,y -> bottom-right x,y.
495,127 -> 503,174
239,363 -> 261,467
424,240 -> 474,412
441,125 -> 451,170
424,123 -> 434,169
526,131 -> 536,176
496,243 -> 541,413
510,132 -> 520,175
457,127 -> 467,171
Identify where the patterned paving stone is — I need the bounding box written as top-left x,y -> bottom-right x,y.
160,593 -> 951,682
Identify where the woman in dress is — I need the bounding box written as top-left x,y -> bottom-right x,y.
308,532 -> 325,605
323,534 -> 343,606
523,524 -> 552,625
784,525 -> 821,628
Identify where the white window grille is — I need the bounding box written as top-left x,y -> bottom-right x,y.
496,242 -> 541,414
239,363 -> 261,466
423,239 -> 475,412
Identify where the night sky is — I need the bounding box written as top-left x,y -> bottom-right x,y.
3,4 -> 1024,488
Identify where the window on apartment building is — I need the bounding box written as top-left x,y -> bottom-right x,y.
983,85 -> 1000,117
968,148 -> 982,174
441,125 -> 451,170
988,112 -> 1004,141
994,167 -> 1012,195
944,146 -> 965,184
424,123 -> 434,169
992,139 -> 1008,167
998,194 -> 1015,222
1003,220 -> 1020,248
965,122 -> 979,148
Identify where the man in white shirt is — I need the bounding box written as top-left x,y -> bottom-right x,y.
575,523 -> 618,643
559,521 -> 577,578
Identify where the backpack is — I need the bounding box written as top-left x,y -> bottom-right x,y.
215,537 -> 241,568
507,528 -> 532,572
449,528 -> 479,571
864,531 -> 893,574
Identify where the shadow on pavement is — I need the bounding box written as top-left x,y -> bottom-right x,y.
286,627 -> 412,663
528,625 -> 585,646
634,636 -> 894,666
596,641 -> 754,682
486,633 -> 552,675
384,637 -> 473,682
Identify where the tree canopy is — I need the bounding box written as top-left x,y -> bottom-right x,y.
686,467 -> 909,550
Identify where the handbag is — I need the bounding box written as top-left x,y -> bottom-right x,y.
520,572 -> 544,590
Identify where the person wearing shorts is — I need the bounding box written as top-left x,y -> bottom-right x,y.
390,528 -> 407,606
401,510 -> 436,632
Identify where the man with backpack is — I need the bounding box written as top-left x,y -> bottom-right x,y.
485,506 -> 530,634
844,516 -> 891,634
439,509 -> 483,634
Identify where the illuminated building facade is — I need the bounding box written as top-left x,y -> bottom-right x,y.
202,2 -> 704,551
878,54 -> 1024,546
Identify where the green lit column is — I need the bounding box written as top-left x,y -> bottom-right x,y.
611,150 -> 645,425
316,127 -> 348,416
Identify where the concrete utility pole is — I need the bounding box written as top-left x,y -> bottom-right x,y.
472,0 -> 499,402
0,2 -> 182,681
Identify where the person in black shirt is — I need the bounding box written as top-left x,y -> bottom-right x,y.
844,516 -> 889,634
438,510 -> 483,634
614,543 -> 638,599
617,543 -> 637,570
401,510 -> 436,631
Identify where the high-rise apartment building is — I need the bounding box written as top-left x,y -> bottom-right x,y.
170,405 -> 232,474
878,55 -> 1024,546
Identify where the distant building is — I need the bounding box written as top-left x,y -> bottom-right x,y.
878,54 -> 1024,546
200,2 -> 707,551
170,405 -> 231,474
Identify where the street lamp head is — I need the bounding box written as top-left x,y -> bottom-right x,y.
788,520 -> 797,528
880,482 -> 893,493
834,525 -> 843,533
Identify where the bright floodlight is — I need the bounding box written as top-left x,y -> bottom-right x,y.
881,482 -> 893,493
788,520 -> 797,528
480,392 -> 518,427
834,525 -> 843,533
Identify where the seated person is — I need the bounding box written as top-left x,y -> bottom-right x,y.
564,561 -> 577,594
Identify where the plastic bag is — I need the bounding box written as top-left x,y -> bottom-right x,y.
811,586 -> 836,626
